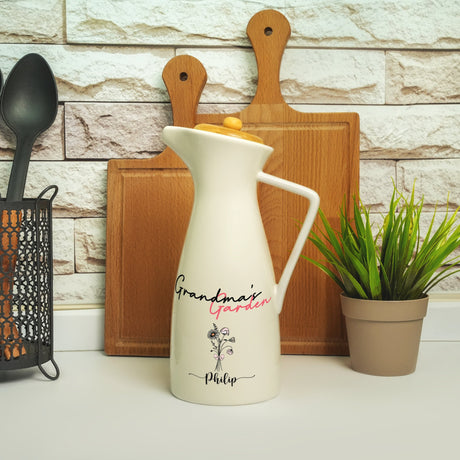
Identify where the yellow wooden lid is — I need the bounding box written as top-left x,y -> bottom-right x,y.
194,117 -> 264,144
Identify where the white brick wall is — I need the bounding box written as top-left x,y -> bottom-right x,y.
0,0 -> 459,305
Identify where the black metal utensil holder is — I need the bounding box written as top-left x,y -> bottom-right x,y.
0,186 -> 59,380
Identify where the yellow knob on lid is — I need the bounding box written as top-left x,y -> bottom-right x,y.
223,117 -> 243,131
194,117 -> 264,144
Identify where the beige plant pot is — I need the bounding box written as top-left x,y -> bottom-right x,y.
340,294 -> 429,376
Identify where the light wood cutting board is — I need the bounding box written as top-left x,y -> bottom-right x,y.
104,10 -> 359,356
104,55 -> 203,356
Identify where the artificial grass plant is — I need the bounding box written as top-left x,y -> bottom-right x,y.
303,184 -> 460,300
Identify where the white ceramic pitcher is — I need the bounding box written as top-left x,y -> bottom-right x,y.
162,117 -> 319,405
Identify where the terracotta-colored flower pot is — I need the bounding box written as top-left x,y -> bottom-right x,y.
340,294 -> 429,376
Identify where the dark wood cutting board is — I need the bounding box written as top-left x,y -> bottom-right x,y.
104,10 -> 360,356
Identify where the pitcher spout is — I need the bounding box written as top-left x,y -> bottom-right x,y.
161,126 -> 195,168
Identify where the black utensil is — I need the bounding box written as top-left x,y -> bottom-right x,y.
0,53 -> 58,201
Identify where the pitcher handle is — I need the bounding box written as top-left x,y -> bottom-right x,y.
257,172 -> 320,314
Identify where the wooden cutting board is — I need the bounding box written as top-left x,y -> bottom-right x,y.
104,10 -> 359,356
104,55 -> 204,355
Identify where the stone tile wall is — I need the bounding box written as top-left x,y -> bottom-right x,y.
0,0 -> 459,304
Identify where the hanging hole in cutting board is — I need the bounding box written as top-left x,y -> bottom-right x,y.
264,27 -> 273,36
179,72 -> 188,81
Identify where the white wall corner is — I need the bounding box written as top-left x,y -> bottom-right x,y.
53,308 -> 105,351
421,296 -> 460,341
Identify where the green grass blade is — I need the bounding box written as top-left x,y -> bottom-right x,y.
364,211 -> 381,299
302,256 -> 346,292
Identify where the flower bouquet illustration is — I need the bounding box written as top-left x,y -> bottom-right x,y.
207,323 -> 235,372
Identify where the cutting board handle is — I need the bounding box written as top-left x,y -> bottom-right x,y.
247,9 -> 291,105
162,55 -> 207,128
153,55 -> 207,167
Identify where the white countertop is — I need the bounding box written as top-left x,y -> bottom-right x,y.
1,342 -> 459,460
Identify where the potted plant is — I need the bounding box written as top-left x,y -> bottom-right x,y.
303,184 -> 460,376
